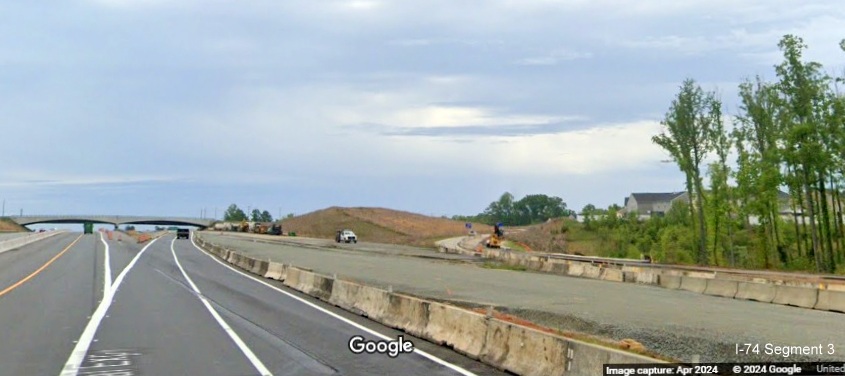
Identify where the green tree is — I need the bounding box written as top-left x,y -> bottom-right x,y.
223,204 -> 247,222
775,34 -> 833,271
250,209 -> 262,222
260,210 -> 273,222
653,79 -> 720,264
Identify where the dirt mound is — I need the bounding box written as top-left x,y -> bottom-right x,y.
507,218 -> 601,256
281,207 -> 492,247
0,218 -> 28,232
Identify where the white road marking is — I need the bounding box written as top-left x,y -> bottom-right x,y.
188,235 -> 478,376
98,232 -> 112,297
60,238 -> 160,376
171,238 -> 272,376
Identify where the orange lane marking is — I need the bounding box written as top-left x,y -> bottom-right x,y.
0,234 -> 83,298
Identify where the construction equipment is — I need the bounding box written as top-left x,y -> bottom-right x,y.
239,220 -> 249,232
485,223 -> 504,248
253,223 -> 270,234
267,223 -> 283,236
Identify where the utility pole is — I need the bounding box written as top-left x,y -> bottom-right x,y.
214,207 -> 217,220
2,199 -> 5,217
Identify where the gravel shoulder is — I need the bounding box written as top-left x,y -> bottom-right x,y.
201,232 -> 844,363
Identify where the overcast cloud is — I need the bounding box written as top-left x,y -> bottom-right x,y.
1,1 -> 843,219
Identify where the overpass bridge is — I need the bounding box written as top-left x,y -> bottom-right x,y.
7,215 -> 214,229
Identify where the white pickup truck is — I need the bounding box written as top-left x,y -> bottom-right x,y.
335,229 -> 357,243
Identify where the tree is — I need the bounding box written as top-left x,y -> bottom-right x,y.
653,78 -> 720,265
260,210 -> 273,222
250,209 -> 262,222
775,34 -> 833,271
223,204 -> 247,222
733,77 -> 786,267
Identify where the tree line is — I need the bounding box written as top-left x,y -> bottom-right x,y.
651,34 -> 845,273
453,192 -> 573,226
223,204 -> 274,222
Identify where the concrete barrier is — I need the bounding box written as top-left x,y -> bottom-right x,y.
582,265 -> 602,279
0,231 -> 63,254
735,282 -> 777,303
566,340 -> 655,376
381,293 -> 430,338
600,268 -> 624,282
703,279 -> 739,298
264,262 -> 287,280
679,276 -> 708,293
815,290 -> 845,313
250,258 -> 269,276
424,303 -> 488,359
659,275 -> 682,289
772,285 -> 819,309
635,270 -> 659,284
623,271 -> 638,283
482,319 -> 569,376
567,263 -> 585,277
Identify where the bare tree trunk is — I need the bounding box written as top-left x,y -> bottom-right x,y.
819,174 -> 836,272
694,174 -> 708,265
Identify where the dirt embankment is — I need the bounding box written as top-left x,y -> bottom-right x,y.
506,218 -> 602,256
280,207 -> 492,248
0,218 -> 29,233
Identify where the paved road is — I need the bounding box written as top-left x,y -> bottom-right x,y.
0,232 -> 505,375
202,232 -> 845,363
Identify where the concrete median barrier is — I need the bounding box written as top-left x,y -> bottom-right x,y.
250,258 -> 269,276
659,275 -> 682,289
283,267 -> 302,290
264,262 -> 287,280
772,285 -> 819,309
381,294 -> 430,338
679,276 -> 708,293
482,319 -> 569,376
600,268 -> 624,282
735,282 -> 777,302
815,290 -> 845,313
0,231 -> 62,255
424,303 -> 488,359
703,279 -> 739,298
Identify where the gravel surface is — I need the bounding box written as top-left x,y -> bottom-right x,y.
201,232 -> 845,363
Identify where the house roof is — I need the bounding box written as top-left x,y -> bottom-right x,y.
629,192 -> 686,205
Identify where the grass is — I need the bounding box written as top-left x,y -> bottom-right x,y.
504,240 -> 530,252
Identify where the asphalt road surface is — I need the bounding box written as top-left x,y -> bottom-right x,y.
0,232 -> 506,376
202,232 -> 845,363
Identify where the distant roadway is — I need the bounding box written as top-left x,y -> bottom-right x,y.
0,232 -> 506,375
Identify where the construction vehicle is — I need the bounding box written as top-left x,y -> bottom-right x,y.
485,223 -> 504,248
239,220 -> 249,232
83,222 -> 94,234
267,223 -> 283,235
253,223 -> 270,234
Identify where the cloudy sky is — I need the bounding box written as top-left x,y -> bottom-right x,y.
1,0 -> 844,220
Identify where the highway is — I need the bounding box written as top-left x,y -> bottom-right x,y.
0,232 -> 506,376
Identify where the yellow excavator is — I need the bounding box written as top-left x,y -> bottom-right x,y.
239,220 -> 249,232
485,223 -> 504,248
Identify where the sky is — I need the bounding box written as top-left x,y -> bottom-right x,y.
1,0 -> 844,221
